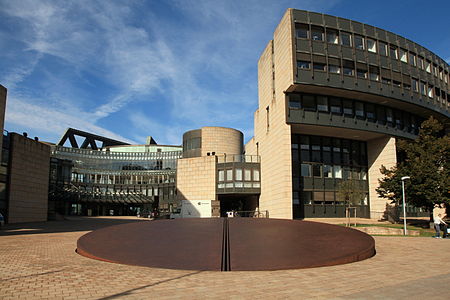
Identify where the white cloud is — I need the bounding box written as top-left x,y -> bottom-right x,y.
5,95 -> 136,144
1,0 -> 341,145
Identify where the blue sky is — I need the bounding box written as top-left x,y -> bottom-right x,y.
1,0 -> 449,145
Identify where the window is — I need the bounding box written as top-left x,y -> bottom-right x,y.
313,63 -> 326,71
417,56 -> 424,69
333,139 -> 341,164
428,85 -> 434,98
389,45 -> 398,59
301,164 -> 311,177
312,164 -> 322,177
235,168 -> 242,181
341,32 -> 352,46
253,169 -> 260,181
343,60 -> 354,76
300,136 -> 310,161
365,103 -> 375,121
343,100 -> 353,116
326,29 -> 338,44
323,165 -> 333,178
425,61 -> 431,73
354,35 -> 364,50
302,95 -> 316,111
343,167 -> 351,179
329,65 -> 340,74
361,169 -> 367,180
376,106 -> 386,125
355,102 -> 364,118
420,81 -> 426,95
333,165 -> 342,179
266,105 -> 270,131
411,78 -> 418,92
357,68 -> 367,79
399,49 -> 407,63
311,26 -> 324,41
289,94 -> 301,109
329,97 -> 342,114
218,170 -> 224,182
379,42 -> 388,56
244,169 -> 251,181
367,39 -> 376,53
316,96 -> 328,112
302,191 -> 312,205
394,110 -> 403,129
382,77 -> 391,84
298,60 -> 310,69
344,67 -> 354,76
386,108 -> 393,125
369,66 -> 379,81
226,169 -> 233,181
409,53 -> 416,66
296,23 -> 309,39
311,137 -> 321,162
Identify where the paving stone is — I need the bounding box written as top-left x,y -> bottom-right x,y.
0,217 -> 449,299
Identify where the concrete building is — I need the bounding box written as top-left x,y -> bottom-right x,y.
245,9 -> 449,219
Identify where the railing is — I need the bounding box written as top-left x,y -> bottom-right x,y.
228,210 -> 269,218
216,154 -> 260,163
52,145 -> 183,160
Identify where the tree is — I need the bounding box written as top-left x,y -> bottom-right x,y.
337,179 -> 366,226
377,117 -> 450,222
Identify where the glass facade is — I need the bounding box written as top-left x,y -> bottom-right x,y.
50,146 -> 182,216
292,134 -> 369,218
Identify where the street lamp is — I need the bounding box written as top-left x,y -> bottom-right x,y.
401,176 -> 410,236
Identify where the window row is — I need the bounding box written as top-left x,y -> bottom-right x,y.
70,172 -> 176,184
297,59 -> 449,105
218,182 -> 261,189
289,93 -> 423,133
218,168 -> 260,182
298,163 -> 367,180
295,23 -> 449,83
292,135 -> 367,167
293,190 -> 368,206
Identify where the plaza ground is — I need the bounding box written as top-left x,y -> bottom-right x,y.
1,217 -> 449,299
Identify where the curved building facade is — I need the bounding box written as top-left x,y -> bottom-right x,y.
245,9 -> 449,219
182,127 -> 243,158
50,145 -> 182,216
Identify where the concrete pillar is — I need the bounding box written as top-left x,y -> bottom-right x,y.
367,136 -> 397,219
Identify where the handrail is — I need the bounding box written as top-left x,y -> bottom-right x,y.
228,210 -> 269,218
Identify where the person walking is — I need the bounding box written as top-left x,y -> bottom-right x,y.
434,214 -> 447,238
441,213 -> 448,238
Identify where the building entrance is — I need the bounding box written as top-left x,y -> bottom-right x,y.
218,194 -> 259,217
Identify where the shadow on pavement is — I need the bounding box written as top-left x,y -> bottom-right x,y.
0,216 -> 148,236
98,270 -> 203,300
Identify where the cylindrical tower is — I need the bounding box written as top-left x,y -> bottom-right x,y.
182,127 -> 243,158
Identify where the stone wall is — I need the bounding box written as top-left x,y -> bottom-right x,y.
200,127 -> 243,157
252,9 -> 294,219
367,136 -> 397,219
176,156 -> 216,203
7,133 -> 51,223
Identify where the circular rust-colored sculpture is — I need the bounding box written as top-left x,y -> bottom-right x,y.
77,218 -> 375,271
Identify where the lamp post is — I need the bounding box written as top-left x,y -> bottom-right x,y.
401,176 -> 410,236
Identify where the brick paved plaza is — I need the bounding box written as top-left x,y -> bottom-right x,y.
1,217 -> 449,299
